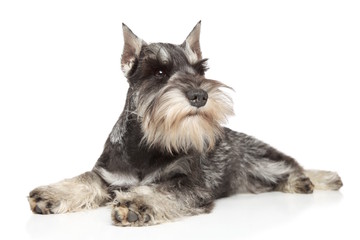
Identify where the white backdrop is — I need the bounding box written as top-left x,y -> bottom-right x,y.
0,1 -> 359,240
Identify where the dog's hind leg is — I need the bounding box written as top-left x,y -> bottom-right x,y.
276,170 -> 343,193
236,142 -> 340,194
275,172 -> 315,193
304,170 -> 343,191
28,171 -> 109,214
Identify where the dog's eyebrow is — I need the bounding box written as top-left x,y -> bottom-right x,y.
144,45 -> 172,63
146,57 -> 172,69
144,51 -> 174,73
192,58 -> 209,75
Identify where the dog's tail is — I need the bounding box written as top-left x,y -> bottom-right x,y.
304,170 -> 343,190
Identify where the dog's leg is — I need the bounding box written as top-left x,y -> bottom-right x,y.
28,171 -> 109,214
276,170 -> 343,193
110,185 -> 213,227
261,149 -> 343,193
304,170 -> 343,191
250,147 -> 343,193
238,144 -> 316,194
276,172 -> 315,193
237,151 -> 315,194
224,131 -> 343,194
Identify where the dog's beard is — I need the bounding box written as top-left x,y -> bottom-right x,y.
137,79 -> 234,154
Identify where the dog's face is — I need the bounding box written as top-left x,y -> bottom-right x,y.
121,22 -> 234,154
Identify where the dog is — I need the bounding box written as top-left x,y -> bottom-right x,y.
28,21 -> 343,227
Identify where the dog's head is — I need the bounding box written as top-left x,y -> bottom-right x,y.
121,22 -> 234,154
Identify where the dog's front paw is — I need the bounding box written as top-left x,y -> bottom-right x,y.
28,187 -> 61,214
111,198 -> 154,227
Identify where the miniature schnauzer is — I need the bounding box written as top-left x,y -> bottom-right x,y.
28,22 -> 343,226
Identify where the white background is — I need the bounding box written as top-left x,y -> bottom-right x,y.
1,0 -> 359,239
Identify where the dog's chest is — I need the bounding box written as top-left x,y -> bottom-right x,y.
98,166 -> 176,187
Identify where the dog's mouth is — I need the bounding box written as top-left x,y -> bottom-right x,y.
183,106 -> 203,117
183,109 -> 214,122
187,109 -> 202,117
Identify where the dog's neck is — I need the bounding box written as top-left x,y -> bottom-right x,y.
109,87 -> 138,146
101,87 -> 181,175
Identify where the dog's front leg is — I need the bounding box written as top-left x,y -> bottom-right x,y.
28,171 -> 109,214
111,185 -> 213,227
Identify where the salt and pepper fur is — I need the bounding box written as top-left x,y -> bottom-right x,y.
28,22 -> 343,226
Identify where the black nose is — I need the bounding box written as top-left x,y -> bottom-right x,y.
186,89 -> 208,108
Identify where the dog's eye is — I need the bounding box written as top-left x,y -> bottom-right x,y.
154,69 -> 166,79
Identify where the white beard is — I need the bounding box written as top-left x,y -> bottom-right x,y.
137,79 -> 234,153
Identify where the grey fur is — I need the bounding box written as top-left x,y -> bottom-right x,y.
28,22 -> 343,227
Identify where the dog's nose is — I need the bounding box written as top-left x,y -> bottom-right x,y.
186,89 -> 208,108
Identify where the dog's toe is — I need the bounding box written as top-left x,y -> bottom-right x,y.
114,211 -> 122,223
144,214 -> 151,223
34,205 -> 43,214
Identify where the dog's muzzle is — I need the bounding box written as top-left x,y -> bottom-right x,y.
186,89 -> 208,108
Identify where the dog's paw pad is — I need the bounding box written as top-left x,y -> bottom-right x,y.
112,200 -> 154,227
127,210 -> 138,222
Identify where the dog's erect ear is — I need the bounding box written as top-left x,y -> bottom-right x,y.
121,23 -> 145,76
181,21 -> 202,63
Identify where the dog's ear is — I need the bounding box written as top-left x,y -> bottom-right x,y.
121,23 -> 145,76
181,21 -> 202,62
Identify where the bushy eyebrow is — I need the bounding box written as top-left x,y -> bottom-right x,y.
144,57 -> 173,73
192,58 -> 209,75
142,46 -> 174,71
